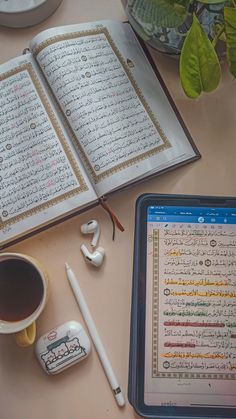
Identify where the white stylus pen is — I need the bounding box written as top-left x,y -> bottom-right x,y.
65,263 -> 125,407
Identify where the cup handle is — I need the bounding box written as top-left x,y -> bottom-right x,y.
14,321 -> 36,347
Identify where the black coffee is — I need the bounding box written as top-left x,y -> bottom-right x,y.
0,259 -> 44,322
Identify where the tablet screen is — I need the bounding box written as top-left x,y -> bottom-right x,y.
145,204 -> 236,408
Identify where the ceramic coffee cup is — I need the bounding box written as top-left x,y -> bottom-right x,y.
0,253 -> 49,347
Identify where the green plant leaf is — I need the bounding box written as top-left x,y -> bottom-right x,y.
224,7 -> 236,78
129,0 -> 190,30
179,14 -> 221,98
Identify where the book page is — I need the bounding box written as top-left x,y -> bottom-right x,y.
145,206 -> 236,407
30,21 -> 197,197
0,54 -> 97,247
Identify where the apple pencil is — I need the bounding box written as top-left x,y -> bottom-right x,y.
65,263 -> 125,407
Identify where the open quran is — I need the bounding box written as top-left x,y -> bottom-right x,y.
0,20 -> 200,248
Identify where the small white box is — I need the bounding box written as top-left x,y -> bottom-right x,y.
35,321 -> 91,375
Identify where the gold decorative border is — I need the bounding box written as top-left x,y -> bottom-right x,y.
33,28 -> 171,184
151,229 -> 236,380
0,63 -> 88,228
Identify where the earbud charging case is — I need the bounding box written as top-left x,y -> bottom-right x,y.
35,320 -> 91,374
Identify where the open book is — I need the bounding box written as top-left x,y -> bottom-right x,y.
0,20 -> 200,248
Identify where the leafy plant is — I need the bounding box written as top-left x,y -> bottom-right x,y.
127,0 -> 236,97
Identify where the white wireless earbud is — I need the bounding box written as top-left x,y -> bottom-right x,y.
80,220 -> 100,247
80,244 -> 105,267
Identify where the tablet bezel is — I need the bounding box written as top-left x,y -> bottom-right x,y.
130,193 -> 236,419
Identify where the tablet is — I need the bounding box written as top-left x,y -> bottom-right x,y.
128,193 -> 236,419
